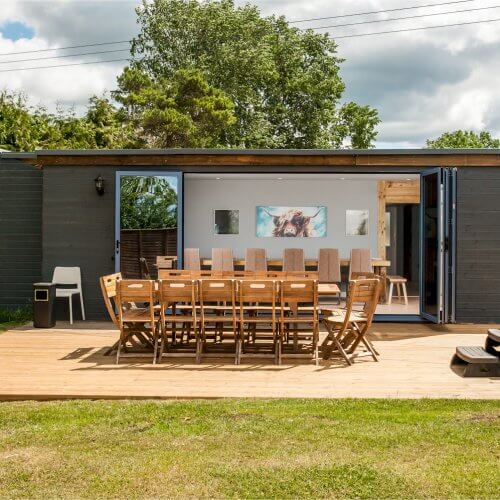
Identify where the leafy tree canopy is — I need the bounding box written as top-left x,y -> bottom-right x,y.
114,67 -> 236,148
120,175 -> 178,229
0,91 -> 135,151
128,0 -> 380,148
1,0 -> 380,152
426,130 -> 500,149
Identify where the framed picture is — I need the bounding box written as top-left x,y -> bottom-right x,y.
346,210 -> 369,236
214,209 -> 239,235
256,206 -> 327,237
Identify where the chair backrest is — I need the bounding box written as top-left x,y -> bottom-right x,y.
184,248 -> 201,271
245,248 -> 267,272
139,257 -> 151,279
156,255 -> 176,269
212,248 -> 234,271
349,249 -> 372,279
116,279 -> 155,325
280,279 -> 317,306
199,278 -> 235,304
159,279 -> 198,319
238,279 -> 277,304
318,248 -> 341,283
99,272 -> 122,327
238,279 -> 278,319
283,248 -> 305,272
52,266 -> 82,291
345,278 -> 380,328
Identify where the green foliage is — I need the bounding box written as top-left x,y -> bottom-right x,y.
120,175 -> 178,229
0,91 -> 133,152
0,306 -> 32,332
427,130 -> 500,149
114,67 -> 236,147
129,0 -> 380,148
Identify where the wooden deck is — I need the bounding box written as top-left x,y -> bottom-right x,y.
0,322 -> 498,400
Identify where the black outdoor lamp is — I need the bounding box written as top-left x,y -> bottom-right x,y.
94,175 -> 105,195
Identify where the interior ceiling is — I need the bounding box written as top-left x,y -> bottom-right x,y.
185,173 -> 420,181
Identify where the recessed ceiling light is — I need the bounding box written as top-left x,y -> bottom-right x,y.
277,177 -> 283,180
340,177 -> 346,180
406,178 -> 412,181
216,177 -> 221,180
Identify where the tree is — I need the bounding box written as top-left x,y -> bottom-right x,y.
0,91 -> 133,152
120,175 -> 178,229
114,67 -> 236,148
426,130 -> 500,149
128,0 -> 379,148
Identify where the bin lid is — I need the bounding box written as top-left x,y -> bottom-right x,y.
33,282 -> 55,286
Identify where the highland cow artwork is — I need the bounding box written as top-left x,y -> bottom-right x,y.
256,206 -> 327,238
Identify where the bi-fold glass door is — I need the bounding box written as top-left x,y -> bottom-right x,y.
420,168 -> 456,323
115,171 -> 183,277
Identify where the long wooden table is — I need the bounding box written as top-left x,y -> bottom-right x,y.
198,258 -> 390,301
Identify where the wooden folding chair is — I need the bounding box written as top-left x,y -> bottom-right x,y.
116,279 -> 159,364
100,272 -> 155,356
279,280 -> 319,365
99,272 -> 122,329
198,279 -> 238,363
157,279 -> 198,363
321,278 -> 381,365
237,279 -> 279,364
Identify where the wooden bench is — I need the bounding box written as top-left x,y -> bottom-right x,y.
387,276 -> 408,305
451,345 -> 500,377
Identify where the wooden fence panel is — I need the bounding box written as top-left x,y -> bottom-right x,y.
120,228 -> 177,278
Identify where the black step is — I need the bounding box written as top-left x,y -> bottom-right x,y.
487,329 -> 500,343
456,346 -> 499,364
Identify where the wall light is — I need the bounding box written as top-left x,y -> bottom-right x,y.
94,175 -> 105,195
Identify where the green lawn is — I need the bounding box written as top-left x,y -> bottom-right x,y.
0,400 -> 498,499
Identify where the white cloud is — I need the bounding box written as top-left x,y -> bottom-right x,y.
1,0 -> 500,146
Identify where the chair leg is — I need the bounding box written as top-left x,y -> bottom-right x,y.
402,282 -> 408,305
69,296 -> 73,325
153,323 -> 160,365
387,283 -> 394,306
116,337 -> 122,364
79,293 -> 86,320
361,336 -> 379,361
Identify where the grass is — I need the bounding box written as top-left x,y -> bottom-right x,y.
0,399 -> 498,499
0,307 -> 32,333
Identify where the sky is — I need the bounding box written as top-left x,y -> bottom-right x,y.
0,0 -> 499,148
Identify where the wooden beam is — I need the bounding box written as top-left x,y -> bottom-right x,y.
385,180 -> 420,204
26,152 -> 500,169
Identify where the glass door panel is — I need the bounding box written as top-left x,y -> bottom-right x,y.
115,172 -> 182,277
420,168 -> 443,323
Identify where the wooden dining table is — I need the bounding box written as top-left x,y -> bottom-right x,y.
198,257 -> 390,302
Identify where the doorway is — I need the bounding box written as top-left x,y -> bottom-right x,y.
115,171 -> 183,278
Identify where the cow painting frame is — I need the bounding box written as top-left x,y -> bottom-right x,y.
256,206 -> 327,238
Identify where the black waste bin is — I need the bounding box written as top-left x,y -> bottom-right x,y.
33,282 -> 56,328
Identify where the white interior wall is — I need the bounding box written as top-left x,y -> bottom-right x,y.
184,177 -> 380,259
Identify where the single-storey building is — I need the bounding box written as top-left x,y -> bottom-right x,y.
1,148 -> 499,324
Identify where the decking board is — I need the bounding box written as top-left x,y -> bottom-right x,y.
0,322 -> 497,400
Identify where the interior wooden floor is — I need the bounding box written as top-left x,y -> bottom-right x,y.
0,322 -> 498,401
